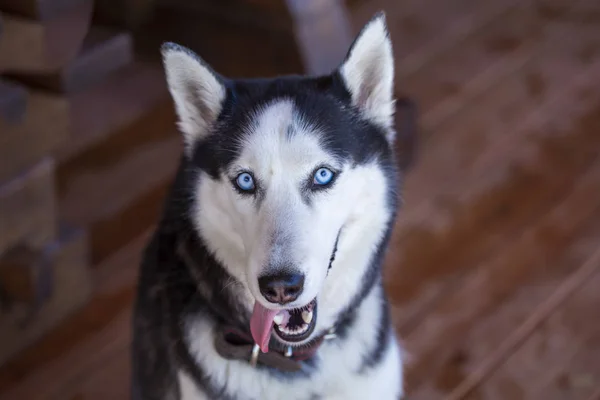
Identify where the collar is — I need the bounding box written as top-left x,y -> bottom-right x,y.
175,234 -> 337,372
214,325 -> 337,372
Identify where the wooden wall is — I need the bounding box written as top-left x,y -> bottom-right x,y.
0,0 -> 155,364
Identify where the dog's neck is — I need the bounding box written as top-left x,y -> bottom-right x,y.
174,232 -> 347,371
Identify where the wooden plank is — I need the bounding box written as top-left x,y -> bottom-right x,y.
350,0 -> 523,82
0,307 -> 130,400
0,245 -> 46,306
87,179 -> 171,266
0,2 -> 92,73
142,0 -> 292,33
52,346 -> 131,400
588,387 -> 600,400
0,79 -> 27,124
399,33 -> 600,232
93,0 -> 154,29
0,229 -> 145,398
395,29 -> 600,261
0,91 -> 69,182
0,0 -> 88,20
0,159 -> 57,255
9,27 -> 133,93
447,244 -> 600,400
386,1 -> 600,394
394,97 -> 418,173
0,226 -> 92,366
352,0 -> 599,134
418,0 -> 600,133
57,101 -> 180,264
462,254 -> 600,400
400,95 -> 600,396
402,4 -> 544,132
404,158 -> 600,397
59,124 -> 178,223
133,6 -> 304,78
57,62 -> 168,161
385,52 -> 600,332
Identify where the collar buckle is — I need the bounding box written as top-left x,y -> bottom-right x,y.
249,343 -> 260,367
284,346 -> 293,358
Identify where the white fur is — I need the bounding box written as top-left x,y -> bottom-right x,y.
182,284 -> 403,400
162,45 -> 226,152
339,14 -> 396,141
194,100 -> 393,335
178,370 -> 209,400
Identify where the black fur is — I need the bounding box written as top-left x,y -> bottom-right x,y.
191,73 -> 392,180
358,283 -> 393,373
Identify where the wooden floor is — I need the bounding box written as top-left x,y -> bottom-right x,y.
1,0 -> 600,398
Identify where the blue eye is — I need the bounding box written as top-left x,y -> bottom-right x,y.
313,168 -> 334,186
236,172 -> 255,191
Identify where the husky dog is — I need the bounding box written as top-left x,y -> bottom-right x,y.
132,12 -> 414,400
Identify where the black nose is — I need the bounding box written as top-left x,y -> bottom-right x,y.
258,272 -> 304,304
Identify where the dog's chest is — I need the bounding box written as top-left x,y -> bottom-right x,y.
181,322 -> 402,400
177,348 -> 387,400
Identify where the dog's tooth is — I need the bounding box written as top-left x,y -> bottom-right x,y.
302,310 -> 313,324
273,313 -> 284,325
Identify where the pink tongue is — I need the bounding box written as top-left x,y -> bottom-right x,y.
250,302 -> 278,353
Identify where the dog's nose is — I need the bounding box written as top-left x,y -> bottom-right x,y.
258,272 -> 304,304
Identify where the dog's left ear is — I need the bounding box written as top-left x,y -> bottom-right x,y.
338,12 -> 395,142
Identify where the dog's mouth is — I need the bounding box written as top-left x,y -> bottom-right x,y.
250,299 -> 318,353
272,299 -> 317,343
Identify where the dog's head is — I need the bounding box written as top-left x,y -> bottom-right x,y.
163,13 -> 400,351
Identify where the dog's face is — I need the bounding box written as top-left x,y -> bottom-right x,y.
162,14 -> 398,349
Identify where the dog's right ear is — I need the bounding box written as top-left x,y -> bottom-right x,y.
161,43 -> 226,150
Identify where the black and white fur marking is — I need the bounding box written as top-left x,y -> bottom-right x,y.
132,12 -> 407,400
